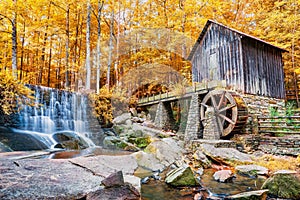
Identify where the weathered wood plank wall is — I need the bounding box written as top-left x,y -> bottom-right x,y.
192,23 -> 244,92
242,38 -> 285,99
191,22 -> 285,99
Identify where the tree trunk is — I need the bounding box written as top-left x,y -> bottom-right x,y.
20,21 -> 25,81
65,4 -> 70,89
12,0 -> 18,79
96,0 -> 104,93
107,11 -> 114,90
47,39 -> 52,87
85,0 -> 91,90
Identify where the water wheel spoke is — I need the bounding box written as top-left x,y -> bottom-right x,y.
219,104 -> 236,113
210,95 -> 218,108
217,91 -> 226,109
200,102 -> 209,108
219,113 -> 235,125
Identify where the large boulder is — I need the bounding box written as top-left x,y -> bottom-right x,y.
0,141 -> 12,152
261,170 -> 300,199
144,138 -> 185,167
52,131 -> 90,150
200,144 -> 252,165
0,154 -> 140,199
0,126 -> 48,151
132,151 -> 165,172
165,164 -> 200,186
112,113 -> 131,125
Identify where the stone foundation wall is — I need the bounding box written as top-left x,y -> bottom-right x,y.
184,94 -> 202,142
242,94 -> 285,116
243,135 -> 300,156
240,94 -> 286,134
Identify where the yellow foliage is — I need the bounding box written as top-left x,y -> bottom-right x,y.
0,70 -> 34,115
252,154 -> 300,173
90,87 -> 135,126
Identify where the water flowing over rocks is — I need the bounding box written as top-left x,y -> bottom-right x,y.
0,126 -> 49,151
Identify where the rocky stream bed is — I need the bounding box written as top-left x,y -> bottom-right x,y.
1,112 -> 300,200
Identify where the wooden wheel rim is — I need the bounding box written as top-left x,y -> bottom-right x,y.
200,90 -> 238,137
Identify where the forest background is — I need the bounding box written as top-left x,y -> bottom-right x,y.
0,0 -> 299,115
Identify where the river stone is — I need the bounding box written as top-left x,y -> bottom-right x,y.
124,175 -> 141,192
261,170 -> 300,199
213,170 -> 234,182
101,171 -> 124,188
52,131 -> 89,150
132,151 -> 165,172
235,165 -> 269,177
113,113 -> 132,125
86,183 -> 140,200
144,138 -> 184,167
200,144 -> 252,165
165,164 -> 200,186
103,136 -> 140,152
193,149 -> 211,168
225,189 -> 269,200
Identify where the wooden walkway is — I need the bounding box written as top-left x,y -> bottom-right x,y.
137,80 -> 226,106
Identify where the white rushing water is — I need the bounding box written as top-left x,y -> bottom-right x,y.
17,85 -> 94,148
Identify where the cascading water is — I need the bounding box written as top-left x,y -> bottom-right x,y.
15,85 -> 95,149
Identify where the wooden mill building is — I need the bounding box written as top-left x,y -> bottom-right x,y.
188,20 -> 287,99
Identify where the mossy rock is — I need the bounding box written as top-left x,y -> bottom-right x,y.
113,125 -> 125,135
128,137 -> 151,149
165,164 -> 200,187
261,170 -> 300,199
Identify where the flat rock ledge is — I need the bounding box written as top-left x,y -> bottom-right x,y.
0,154 -> 140,200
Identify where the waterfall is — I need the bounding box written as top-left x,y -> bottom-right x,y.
16,85 -> 94,149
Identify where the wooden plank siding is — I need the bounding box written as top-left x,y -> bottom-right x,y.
189,20 -> 286,99
192,23 -> 245,92
242,38 -> 285,99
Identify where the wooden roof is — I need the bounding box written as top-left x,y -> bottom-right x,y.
187,20 -> 288,61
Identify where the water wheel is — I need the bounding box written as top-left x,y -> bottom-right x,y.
200,90 -> 248,137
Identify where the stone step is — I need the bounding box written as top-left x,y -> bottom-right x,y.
190,139 -> 236,151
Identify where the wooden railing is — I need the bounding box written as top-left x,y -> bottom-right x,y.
137,80 -> 226,106
257,116 -> 300,135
